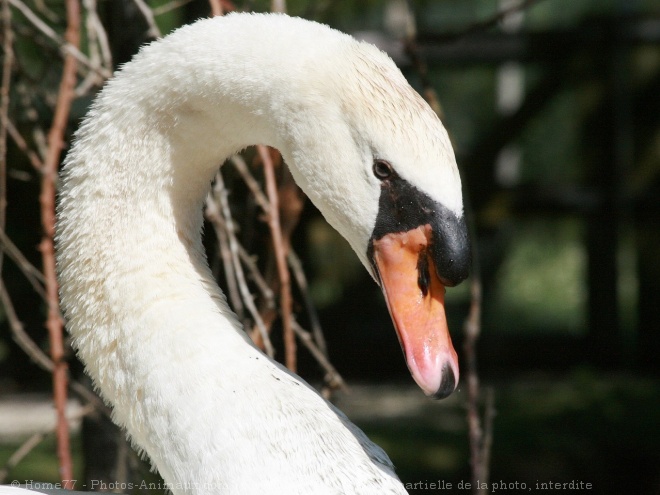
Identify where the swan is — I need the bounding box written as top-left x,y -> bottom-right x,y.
55,12 -> 469,495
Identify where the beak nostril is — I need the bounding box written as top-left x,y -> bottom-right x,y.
417,250 -> 430,297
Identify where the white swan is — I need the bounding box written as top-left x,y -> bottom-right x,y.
55,12 -> 469,495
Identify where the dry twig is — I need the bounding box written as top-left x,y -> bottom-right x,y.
38,0 -> 80,482
460,221 -> 495,494
259,145 -> 297,372
132,0 -> 161,39
0,400 -> 96,484
0,229 -> 46,299
0,279 -> 52,372
208,0 -> 223,17
288,250 -> 327,356
206,183 -> 245,319
434,0 -> 545,43
8,0 -> 111,79
7,119 -> 44,171
76,0 -> 112,96
291,320 -> 344,391
0,432 -> 49,483
0,0 -> 13,248
208,172 -> 276,357
152,0 -> 195,17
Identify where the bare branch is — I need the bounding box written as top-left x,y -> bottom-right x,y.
208,0 -> 223,17
7,119 -> 44,171
271,0 -> 286,14
0,0 -> 13,250
207,202 -> 275,306
237,246 -> 275,307
481,387 -> 496,487
0,280 -> 53,372
0,277 -> 110,418
209,172 -> 275,357
132,0 -> 161,39
230,154 -> 271,214
152,0 -> 195,17
8,0 -> 111,79
39,0 -> 81,481
0,229 -> 46,299
206,183 -> 244,319
259,145 -> 296,372
0,431 -> 49,483
288,250 -> 327,356
291,320 -> 345,392
461,243 -> 493,494
0,399 -> 98,484
76,0 -> 112,96
432,0 -> 546,44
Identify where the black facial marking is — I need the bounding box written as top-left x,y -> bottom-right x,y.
368,169 -> 471,287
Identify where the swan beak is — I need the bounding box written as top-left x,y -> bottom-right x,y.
372,224 -> 459,399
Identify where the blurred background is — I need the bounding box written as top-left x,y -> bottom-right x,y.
0,0 -> 658,494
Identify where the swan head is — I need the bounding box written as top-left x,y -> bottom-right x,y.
279,35 -> 471,399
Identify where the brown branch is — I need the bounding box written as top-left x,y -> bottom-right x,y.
209,172 -> 275,357
230,155 -> 270,213
237,246 -> 275,308
76,0 -> 112,96
205,183 -> 244,319
0,399 -> 97,484
270,0 -> 286,13
208,0 -> 223,17
0,431 -> 49,483
432,0 -> 546,44
259,145 -> 296,372
8,0 -> 111,79
0,229 -> 46,298
132,0 -> 161,39
0,0 -> 13,248
39,0 -> 80,483
291,320 -> 345,393
152,0 -> 195,17
462,259 -> 494,495
207,203 -> 275,307
7,119 -> 44,171
463,276 -> 487,494
481,387 -> 495,487
0,278 -> 110,418
0,279 -> 53,372
403,38 -> 443,117
287,250 -> 327,356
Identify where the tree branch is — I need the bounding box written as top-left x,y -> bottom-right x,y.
0,0 -> 13,253
0,228 -> 46,299
39,0 -> 80,482
132,0 -> 161,39
8,0 -> 111,79
208,172 -> 276,358
259,145 -> 296,372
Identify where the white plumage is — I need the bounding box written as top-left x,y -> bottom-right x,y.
55,12 -> 465,495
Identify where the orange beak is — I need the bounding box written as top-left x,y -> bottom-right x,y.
372,224 -> 459,399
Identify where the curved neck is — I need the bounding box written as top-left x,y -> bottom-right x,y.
57,14 -> 402,493
60,13 -> 317,430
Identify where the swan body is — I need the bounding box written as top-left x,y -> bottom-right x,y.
56,13 -> 469,495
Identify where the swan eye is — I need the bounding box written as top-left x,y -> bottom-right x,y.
373,160 -> 393,180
